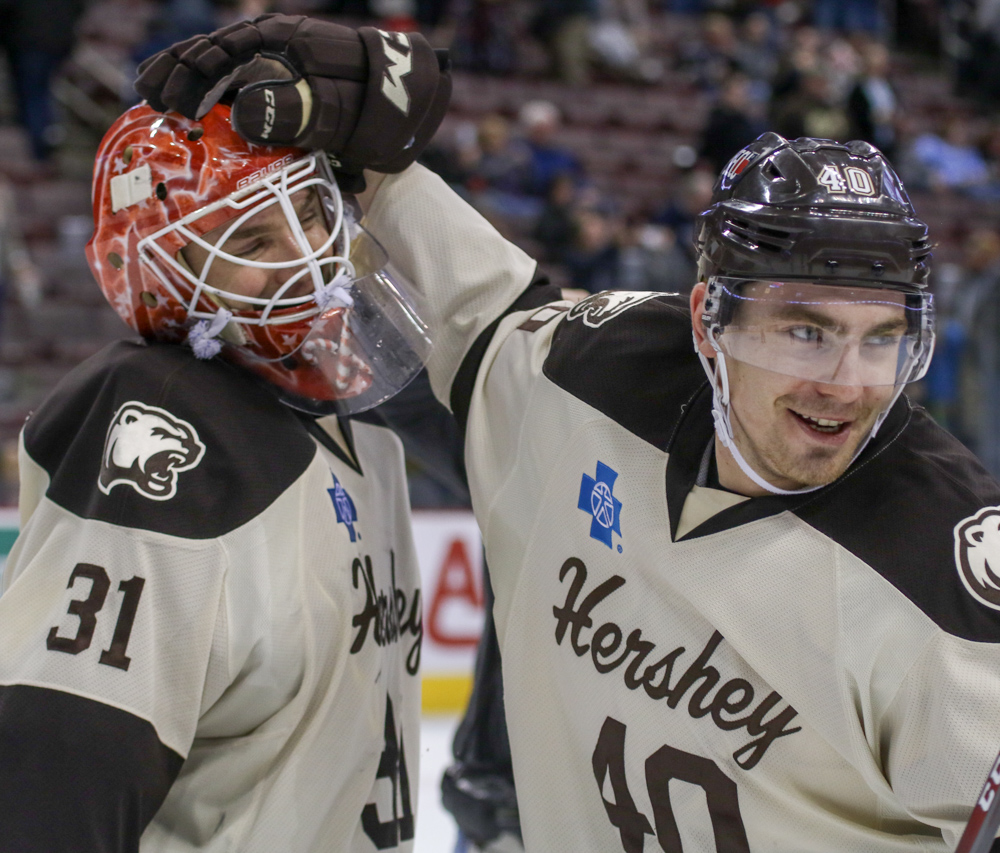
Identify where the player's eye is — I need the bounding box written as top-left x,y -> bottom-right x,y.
860,333 -> 902,359
788,325 -> 825,346
230,239 -> 265,259
301,203 -> 328,232
862,334 -> 897,347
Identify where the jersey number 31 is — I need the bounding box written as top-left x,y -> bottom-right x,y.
46,563 -> 145,671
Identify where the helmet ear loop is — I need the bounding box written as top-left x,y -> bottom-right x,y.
709,326 -> 730,408
695,325 -> 735,448
693,326 -> 825,496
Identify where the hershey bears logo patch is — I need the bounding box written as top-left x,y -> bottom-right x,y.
98,402 -> 206,501
954,506 -> 1000,610
566,291 -> 661,329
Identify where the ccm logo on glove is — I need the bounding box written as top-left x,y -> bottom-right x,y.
261,88 -> 277,139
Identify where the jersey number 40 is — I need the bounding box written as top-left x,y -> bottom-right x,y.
593,717 -> 750,852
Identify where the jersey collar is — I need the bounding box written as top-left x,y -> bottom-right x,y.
665,382 -> 913,541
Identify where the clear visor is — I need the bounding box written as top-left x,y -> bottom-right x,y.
294,264 -> 432,416
247,229 -> 432,416
705,277 -> 935,387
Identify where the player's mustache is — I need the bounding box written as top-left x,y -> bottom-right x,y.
779,395 -> 873,422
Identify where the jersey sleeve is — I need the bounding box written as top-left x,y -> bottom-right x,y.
361,163 -> 543,409
0,469 -> 228,850
0,341 -> 312,851
879,628 -> 1000,848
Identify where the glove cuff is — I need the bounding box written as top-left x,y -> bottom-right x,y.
336,28 -> 451,175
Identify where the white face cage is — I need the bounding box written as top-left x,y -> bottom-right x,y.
137,152 -> 352,326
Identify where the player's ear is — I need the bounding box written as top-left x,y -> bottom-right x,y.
690,281 -> 715,359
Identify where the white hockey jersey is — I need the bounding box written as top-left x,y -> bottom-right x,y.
363,164 -> 1000,852
0,340 -> 421,852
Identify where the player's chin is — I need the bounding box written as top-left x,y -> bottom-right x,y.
784,439 -> 863,487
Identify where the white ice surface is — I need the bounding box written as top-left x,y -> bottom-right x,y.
415,714 -> 461,853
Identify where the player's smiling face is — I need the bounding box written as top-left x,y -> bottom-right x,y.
691,280 -> 907,494
180,187 -> 332,310
723,351 -> 894,491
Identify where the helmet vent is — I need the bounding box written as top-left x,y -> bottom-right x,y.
910,238 -> 932,263
725,217 -> 793,254
763,161 -> 784,181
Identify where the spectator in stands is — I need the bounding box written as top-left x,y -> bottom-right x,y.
134,0 -> 220,66
951,0 -> 1000,106
734,10 -> 780,100
904,115 -> 1000,199
448,0 -> 519,75
0,0 -> 86,162
823,33 -> 863,103
698,70 -> 765,176
466,112 -> 540,222
418,123 -> 477,192
954,227 -> 1000,476
681,11 -> 740,91
847,39 -> 898,160
811,0 -> 885,37
518,100 -> 584,200
0,176 -> 41,313
771,23 -> 823,104
587,0 -> 664,84
467,114 -> 530,194
563,205 -> 621,293
771,68 -> 851,142
981,120 -> 1000,186
530,0 -> 595,86
651,168 -> 716,257
616,219 -> 697,294
532,172 -> 579,266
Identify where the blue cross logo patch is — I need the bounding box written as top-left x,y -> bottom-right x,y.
328,474 -> 359,542
578,462 -> 622,548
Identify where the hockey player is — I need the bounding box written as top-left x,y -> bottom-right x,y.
138,17 -> 1000,851
0,22 -> 452,851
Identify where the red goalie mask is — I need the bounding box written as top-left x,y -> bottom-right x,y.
88,102 -> 430,414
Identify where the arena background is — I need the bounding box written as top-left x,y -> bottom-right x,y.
1,0 -> 999,849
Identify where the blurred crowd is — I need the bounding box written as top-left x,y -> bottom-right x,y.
418,1 -> 1000,301
7,0 -> 1000,488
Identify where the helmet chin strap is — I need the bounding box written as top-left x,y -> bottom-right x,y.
694,332 -> 901,497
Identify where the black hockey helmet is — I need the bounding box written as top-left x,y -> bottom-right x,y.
695,133 -> 932,292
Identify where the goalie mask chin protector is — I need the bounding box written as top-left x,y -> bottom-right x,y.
693,133 -> 935,495
88,102 -> 431,415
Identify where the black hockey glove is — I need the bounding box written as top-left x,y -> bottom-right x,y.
134,15 -> 451,192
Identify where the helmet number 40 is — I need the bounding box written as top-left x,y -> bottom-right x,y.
818,164 -> 876,195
